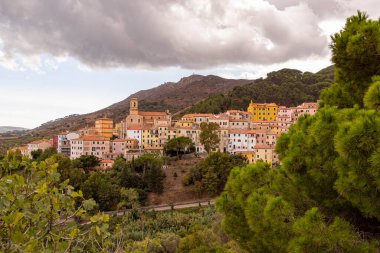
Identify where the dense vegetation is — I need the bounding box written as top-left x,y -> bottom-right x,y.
185,66 -> 334,115
0,151 -> 242,252
184,152 -> 248,196
3,149 -> 166,212
217,12 -> 380,252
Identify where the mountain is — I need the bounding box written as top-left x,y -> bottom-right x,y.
0,75 -> 251,154
184,66 -> 334,115
0,126 -> 28,133
0,67 -> 334,155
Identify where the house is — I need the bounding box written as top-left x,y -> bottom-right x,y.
70,136 -> 110,159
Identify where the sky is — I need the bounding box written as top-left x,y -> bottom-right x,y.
1,0 -> 380,129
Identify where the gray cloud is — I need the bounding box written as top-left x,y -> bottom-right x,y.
0,0 -> 365,69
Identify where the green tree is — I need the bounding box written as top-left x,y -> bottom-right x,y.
200,122 -> 220,153
72,155 -> 100,172
321,11 -> 380,108
132,154 -> 166,194
217,12 -> 380,252
165,137 -> 194,159
186,152 -> 247,195
81,172 -> 120,211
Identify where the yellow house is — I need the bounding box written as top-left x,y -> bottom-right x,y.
142,127 -> 160,148
238,151 -> 255,163
247,101 -> 278,122
175,120 -> 193,128
95,118 -> 114,138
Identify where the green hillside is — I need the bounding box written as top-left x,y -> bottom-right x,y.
184,66 -> 334,115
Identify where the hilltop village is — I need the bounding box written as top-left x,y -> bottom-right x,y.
11,98 -> 318,167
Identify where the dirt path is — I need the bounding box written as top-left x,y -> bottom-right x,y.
147,154 -> 210,205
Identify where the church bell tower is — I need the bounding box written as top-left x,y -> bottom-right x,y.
130,98 -> 139,115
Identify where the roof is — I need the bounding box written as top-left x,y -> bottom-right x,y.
72,136 -> 109,141
226,110 -> 249,114
100,159 -> 114,163
209,115 -> 229,120
229,119 -> 249,122
17,146 -> 28,150
249,103 -> 278,106
96,118 -> 113,121
112,139 -> 127,142
182,113 -> 213,118
126,126 -> 154,130
255,144 -> 273,149
229,129 -> 255,134
138,111 -> 168,116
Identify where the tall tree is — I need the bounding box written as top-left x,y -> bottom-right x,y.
321,11 -> 380,108
217,12 -> 380,252
199,122 -> 220,153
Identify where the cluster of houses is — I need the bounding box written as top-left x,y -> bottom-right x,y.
10,98 -> 318,168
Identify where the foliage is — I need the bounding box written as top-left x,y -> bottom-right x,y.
0,156 -> 110,252
132,154 -> 166,194
185,66 -> 333,115
185,152 -> 248,195
72,155 -> 100,172
200,122 -> 221,153
364,77 -> 380,110
217,12 -> 380,253
108,206 -> 243,253
31,147 -> 57,162
321,11 -> 380,108
81,172 -> 120,211
165,136 -> 194,159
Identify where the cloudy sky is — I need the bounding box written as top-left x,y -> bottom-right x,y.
1,0 -> 380,128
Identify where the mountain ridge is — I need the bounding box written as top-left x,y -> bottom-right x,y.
0,126 -> 29,133
0,67 -> 334,155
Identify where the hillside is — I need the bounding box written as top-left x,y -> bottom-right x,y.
0,67 -> 334,155
0,126 -> 28,133
184,66 -> 335,115
0,75 -> 250,154
31,75 -> 250,134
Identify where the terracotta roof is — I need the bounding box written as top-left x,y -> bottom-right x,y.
96,118 -> 113,121
229,119 -> 249,122
112,139 -> 127,142
209,115 -> 229,120
17,146 -> 28,150
100,159 -> 114,163
251,129 -> 268,133
255,144 -> 273,149
138,111 -> 168,116
182,113 -> 212,118
226,110 -> 249,114
126,126 -> 155,130
250,103 -> 278,106
229,129 -> 255,134
72,136 -> 109,141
